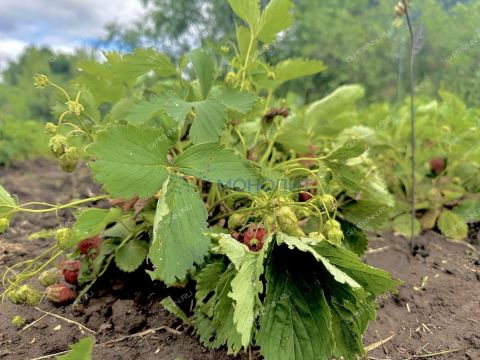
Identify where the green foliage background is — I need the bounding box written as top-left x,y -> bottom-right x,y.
0,0 -> 479,163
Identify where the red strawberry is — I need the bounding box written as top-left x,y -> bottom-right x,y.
46,284 -> 76,304
299,192 -> 313,202
60,260 -> 80,285
242,226 -> 266,252
429,157 -> 446,175
78,235 -> 101,258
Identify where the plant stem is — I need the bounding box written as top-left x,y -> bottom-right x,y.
7,195 -> 108,216
403,0 -> 416,254
240,32 -> 255,90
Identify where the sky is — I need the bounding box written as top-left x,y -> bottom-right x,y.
0,0 -> 151,69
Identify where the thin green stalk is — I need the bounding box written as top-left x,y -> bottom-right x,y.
403,0 -> 417,254
7,195 -> 108,216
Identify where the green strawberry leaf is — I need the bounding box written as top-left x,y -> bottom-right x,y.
88,124 -> 172,199
322,277 -> 376,360
57,336 -> 95,360
195,263 -> 243,354
276,233 -> 361,288
212,88 -> 257,114
114,238 -> 149,273
71,208 -> 122,245
257,0 -> 293,43
189,48 -> 217,99
340,221 -> 368,256
214,233 -> 250,268
194,260 -> 227,306
274,58 -> 326,84
0,185 -> 16,218
393,213 -> 421,238
325,137 -> 369,161
114,48 -> 176,82
313,241 -> 401,296
452,199 -> 480,223
160,296 -> 192,325
174,142 -> 263,192
257,245 -> 335,360
190,99 -> 227,144
437,209 -> 468,240
229,248 -> 265,347
126,93 -> 192,127
148,175 -> 210,285
125,96 -> 170,124
228,0 -> 260,32
306,85 -> 365,134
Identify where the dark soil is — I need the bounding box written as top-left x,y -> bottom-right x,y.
1,159 -> 479,360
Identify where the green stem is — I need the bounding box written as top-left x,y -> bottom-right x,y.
49,81 -> 71,101
240,32 -> 255,90
7,195 -> 108,216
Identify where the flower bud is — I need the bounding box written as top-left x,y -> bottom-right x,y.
45,122 -> 58,135
66,100 -> 84,117
33,74 -> 49,88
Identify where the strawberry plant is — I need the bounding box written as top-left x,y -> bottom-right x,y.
354,92 -> 480,241
0,0 -> 401,359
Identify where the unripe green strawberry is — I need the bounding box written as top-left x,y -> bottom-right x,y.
327,228 -> 343,245
228,213 -> 247,230
324,219 -> 341,232
39,269 -> 58,287
11,315 -> 26,328
8,285 -> 42,306
225,72 -> 236,86
308,232 -> 326,242
7,289 -> 22,304
59,147 -> 80,173
46,284 -> 76,304
324,220 -> 343,245
317,194 -> 337,212
275,206 -> 305,237
49,135 -> 67,157
55,228 -> 72,250
45,122 -> 57,135
0,218 -> 9,234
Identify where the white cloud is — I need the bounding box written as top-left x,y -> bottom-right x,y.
0,0 -> 150,66
0,39 -> 27,71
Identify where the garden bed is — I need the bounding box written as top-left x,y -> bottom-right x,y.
1,160 -> 479,360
